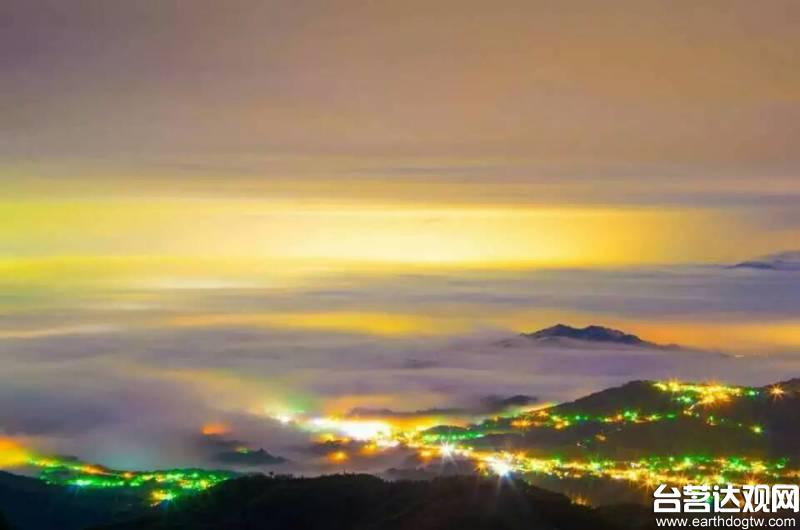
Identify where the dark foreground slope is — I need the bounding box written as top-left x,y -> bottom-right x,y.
0,471 -> 148,530
94,474 -> 652,530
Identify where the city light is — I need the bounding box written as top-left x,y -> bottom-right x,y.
6,379 -> 795,507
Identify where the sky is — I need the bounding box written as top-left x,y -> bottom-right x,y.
1,0 -> 799,470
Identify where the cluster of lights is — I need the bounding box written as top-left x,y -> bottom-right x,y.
268,412 -> 398,443
26,455 -> 233,505
653,381 -> 757,408
0,379 -> 792,508
470,451 -> 793,486
307,417 -> 393,441
506,408 -> 679,431
470,380 -> 780,438
271,380 -> 796,490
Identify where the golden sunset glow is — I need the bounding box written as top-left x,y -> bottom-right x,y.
0,197 -> 791,268
0,438 -> 29,468
169,311 -> 460,337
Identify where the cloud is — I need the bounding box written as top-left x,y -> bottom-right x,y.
348,394 -> 538,420
400,359 -> 440,370
1,261 -> 799,469
2,0 -> 799,475
730,250 -> 800,272
0,324 -> 119,340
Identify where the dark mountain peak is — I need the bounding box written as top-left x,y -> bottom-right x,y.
763,378 -> 800,393
551,380 -> 666,415
521,324 -> 650,346
212,448 -> 287,467
730,250 -> 800,271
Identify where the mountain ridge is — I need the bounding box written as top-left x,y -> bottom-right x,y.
730,250 -> 800,271
506,324 -> 680,350
523,324 -> 649,345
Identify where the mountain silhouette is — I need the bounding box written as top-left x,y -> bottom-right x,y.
520,324 -> 659,347
730,251 -> 800,271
